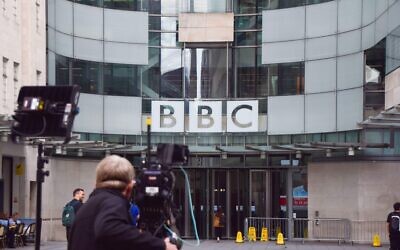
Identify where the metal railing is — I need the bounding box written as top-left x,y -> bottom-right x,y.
244,217 -> 389,244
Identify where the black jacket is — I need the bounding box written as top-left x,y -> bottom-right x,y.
69,188 -> 165,250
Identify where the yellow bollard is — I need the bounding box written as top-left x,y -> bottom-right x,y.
260,227 -> 268,242
248,227 -> 257,242
235,231 -> 244,243
372,234 -> 381,247
276,232 -> 285,245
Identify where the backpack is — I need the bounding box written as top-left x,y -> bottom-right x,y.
390,214 -> 400,232
62,203 -> 75,227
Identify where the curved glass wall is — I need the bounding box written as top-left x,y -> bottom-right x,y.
55,55 -> 141,96
234,0 -> 333,13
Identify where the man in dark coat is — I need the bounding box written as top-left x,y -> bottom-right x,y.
387,202 -> 400,250
65,188 -> 85,241
68,155 -> 177,250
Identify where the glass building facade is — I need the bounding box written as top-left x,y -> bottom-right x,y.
47,0 -> 400,239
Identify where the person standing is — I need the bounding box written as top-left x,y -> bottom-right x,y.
213,207 -> 225,242
387,202 -> 400,250
68,155 -> 177,250
62,188 -> 85,241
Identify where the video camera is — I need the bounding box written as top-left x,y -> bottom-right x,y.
134,144 -> 189,248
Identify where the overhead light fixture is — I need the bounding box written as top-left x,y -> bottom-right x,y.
222,152 -> 228,159
77,148 -> 83,157
295,150 -> 302,159
326,148 -> 332,157
348,147 -> 355,156
260,152 -> 266,159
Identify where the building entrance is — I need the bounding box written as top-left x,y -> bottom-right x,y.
172,168 -> 285,239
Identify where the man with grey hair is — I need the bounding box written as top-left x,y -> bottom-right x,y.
68,155 -> 177,250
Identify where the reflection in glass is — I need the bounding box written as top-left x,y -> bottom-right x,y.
235,16 -> 258,30
103,0 -> 142,10
188,0 -> 227,12
103,63 -> 140,96
160,49 -> 183,98
72,59 -> 102,94
142,48 -> 161,97
234,0 -> 268,13
235,32 -> 257,46
234,48 -> 268,97
184,48 -> 229,98
55,55 -> 70,85
268,62 -> 304,96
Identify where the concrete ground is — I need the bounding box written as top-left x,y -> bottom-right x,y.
15,240 -> 388,250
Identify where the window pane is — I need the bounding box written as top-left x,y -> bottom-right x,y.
184,48 -> 229,98
103,0 -> 142,10
103,63 -> 140,96
142,48 -> 160,97
235,32 -> 256,46
72,59 -> 102,94
55,55 -> 70,85
235,16 -> 257,30
268,62 -> 304,96
160,49 -> 183,98
235,48 -> 268,98
149,16 -> 161,31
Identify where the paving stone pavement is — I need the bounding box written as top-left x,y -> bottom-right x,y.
13,240 -> 389,250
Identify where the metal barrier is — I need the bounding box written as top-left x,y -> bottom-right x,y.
245,217 -> 351,243
350,220 -> 389,244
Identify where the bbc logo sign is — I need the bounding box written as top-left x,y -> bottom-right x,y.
151,100 -> 258,133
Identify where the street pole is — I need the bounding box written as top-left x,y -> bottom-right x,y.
35,143 -> 49,250
146,117 -> 151,168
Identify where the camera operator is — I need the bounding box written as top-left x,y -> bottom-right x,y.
68,155 -> 177,250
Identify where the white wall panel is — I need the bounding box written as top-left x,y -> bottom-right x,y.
104,9 -> 148,43
305,58 -> 336,94
55,32 -> 73,57
375,12 -> 388,43
388,0 -> 400,33
362,24 -> 375,49
104,42 -> 148,65
338,0 -> 362,32
74,4 -> 103,40
74,37 -> 103,62
73,93 -> 103,133
337,88 -> 363,131
337,30 -> 362,56
362,0 -> 376,26
262,40 -> 304,64
48,0 -> 55,28
305,35 -> 336,60
262,7 -> 305,42
104,96 -> 142,134
375,0 -> 388,18
55,0 -> 73,35
267,95 -> 304,135
305,92 -> 336,133
337,53 -> 363,90
306,1 -> 337,38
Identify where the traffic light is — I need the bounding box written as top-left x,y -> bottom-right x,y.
11,85 -> 80,143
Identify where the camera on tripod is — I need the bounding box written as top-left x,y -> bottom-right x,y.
134,144 -> 189,248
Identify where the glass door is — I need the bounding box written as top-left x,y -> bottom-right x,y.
229,169 -> 249,237
211,170 -> 227,239
250,170 -> 271,217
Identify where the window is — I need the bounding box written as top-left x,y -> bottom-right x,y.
268,62 -> 304,96
184,47 -> 230,98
